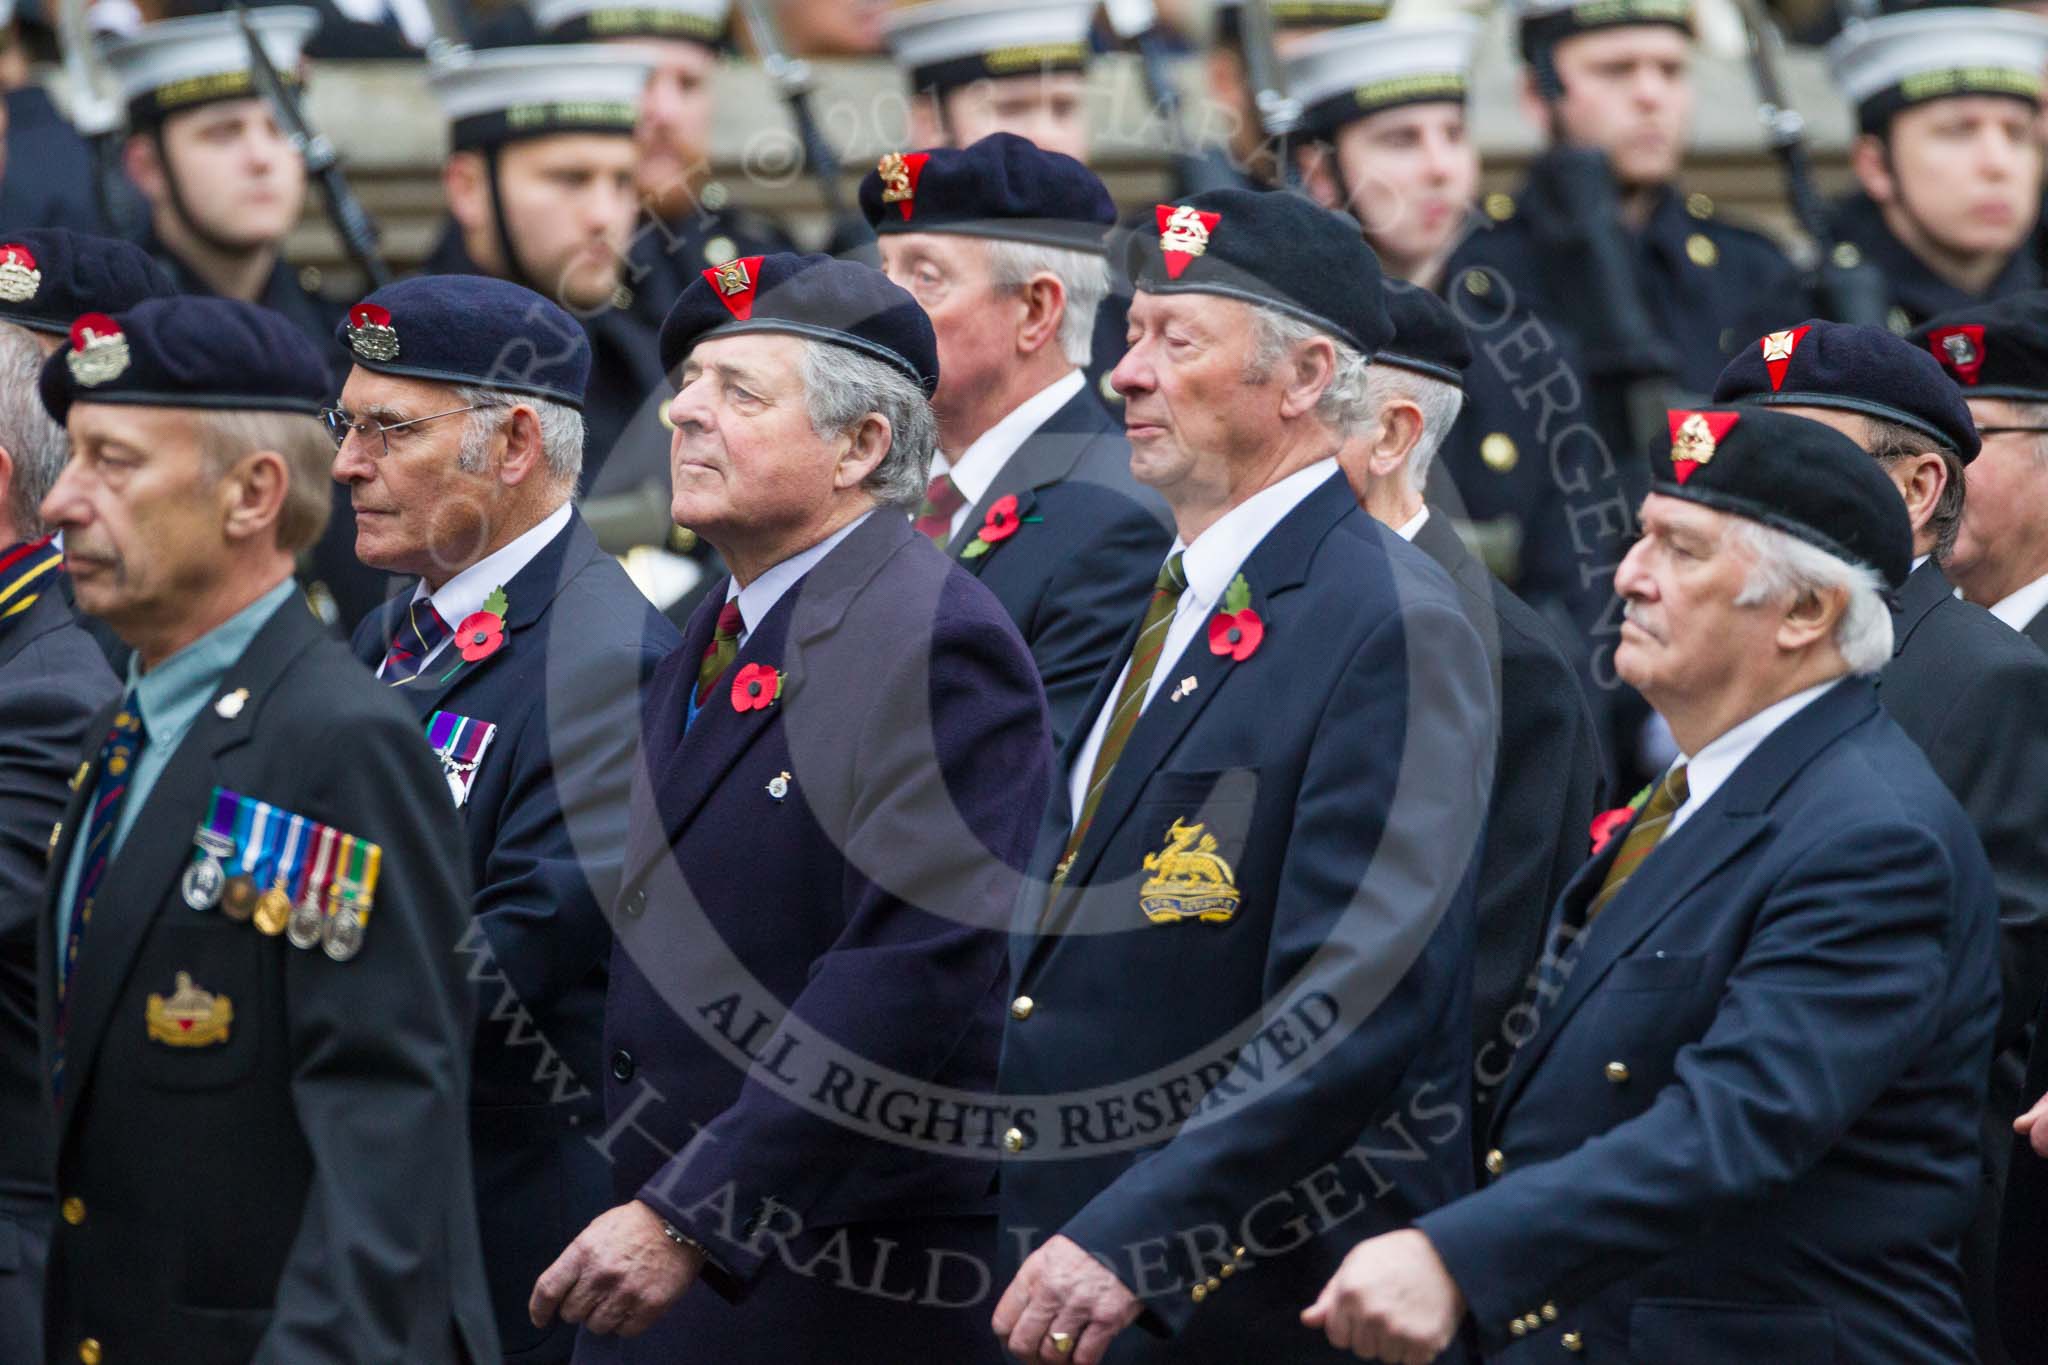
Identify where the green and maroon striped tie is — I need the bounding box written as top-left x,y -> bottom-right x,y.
1059,552 -> 1188,875
1586,763 -> 1690,924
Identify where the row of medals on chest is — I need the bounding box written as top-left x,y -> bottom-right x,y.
179,829 -> 367,961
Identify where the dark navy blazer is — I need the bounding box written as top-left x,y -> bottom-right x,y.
943,383 -> 1171,750
998,472 -> 1494,1363
352,512 -> 677,1363
1421,678 -> 1999,1364
1410,513 -> 1604,1124
592,510 -> 1049,1361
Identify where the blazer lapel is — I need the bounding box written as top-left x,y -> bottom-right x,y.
386,514 -> 598,718
1889,559 -> 1954,659
944,387 -> 1116,559
1490,679 -> 1880,1122
646,595 -> 796,857
53,596 -> 327,1142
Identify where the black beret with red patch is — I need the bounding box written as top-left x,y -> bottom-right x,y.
1908,291 -> 2048,406
1656,404 -> 1914,591
1711,317 -> 1980,462
660,252 -> 939,396
1115,188 -> 1393,358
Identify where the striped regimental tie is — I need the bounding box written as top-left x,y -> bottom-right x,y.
380,598 -> 453,684
695,600 -> 745,707
1057,552 -> 1189,881
1585,763 -> 1690,925
912,473 -> 965,545
53,691 -> 147,1097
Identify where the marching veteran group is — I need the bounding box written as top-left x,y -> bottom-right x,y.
6,8 -> 2048,1365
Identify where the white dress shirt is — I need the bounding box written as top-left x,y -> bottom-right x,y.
1066,459 -> 1339,822
929,370 -> 1085,540
379,502 -> 572,678
1665,676 -> 1844,835
723,510 -> 874,649
1394,505 -> 1430,542
1990,569 -> 2048,635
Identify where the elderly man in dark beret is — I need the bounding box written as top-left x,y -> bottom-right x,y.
1713,318 -> 2048,1362
331,274 -> 680,1365
530,253 -> 1051,1363
35,297 -> 496,1363
1311,406 -> 1998,1364
992,189 -> 1493,1365
860,132 -> 1169,748
0,226 -> 169,1365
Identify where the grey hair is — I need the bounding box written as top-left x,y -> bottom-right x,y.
1727,518 -> 1895,676
0,324 -> 68,536
798,340 -> 937,509
1244,306 -> 1377,440
984,239 -> 1110,369
451,383 -> 584,488
1362,366 -> 1467,495
1863,417 -> 1965,563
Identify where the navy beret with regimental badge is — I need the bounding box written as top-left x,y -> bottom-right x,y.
39,296 -> 331,425
1711,318 -> 1980,462
1117,188 -> 1393,357
856,132 -> 1115,253
659,252 -> 940,396
1378,281 -> 1471,385
1907,291 -> 2048,406
336,275 -> 592,408
0,229 -> 177,338
1656,404 -> 1913,591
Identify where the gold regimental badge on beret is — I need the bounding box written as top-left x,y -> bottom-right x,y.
0,243 -> 41,304
1140,817 -> 1242,924
67,313 -> 130,387
1668,408 -> 1740,485
146,971 -> 234,1047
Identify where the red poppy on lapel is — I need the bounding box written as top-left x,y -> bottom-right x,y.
456,610 -> 504,662
731,661 -> 782,712
1207,571 -> 1264,661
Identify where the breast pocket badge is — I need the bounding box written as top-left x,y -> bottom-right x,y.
1140,817 -> 1242,925
146,971 -> 234,1047
427,710 -> 499,808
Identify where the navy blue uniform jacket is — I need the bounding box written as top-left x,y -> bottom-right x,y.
1420,678 -> 1999,1363
1410,513 -> 1603,1120
593,510 -> 1050,1358
942,383 -> 1170,750
352,512 -> 677,1363
998,473 -> 1494,1362
0,583 -> 118,1284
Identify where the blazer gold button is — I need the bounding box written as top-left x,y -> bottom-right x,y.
1542,1302 -> 1559,1321
1218,1263 -> 1234,1278
78,1340 -> 102,1365
1523,1313 -> 1542,1331
1484,1148 -> 1505,1176
1191,1283 -> 1208,1303
1604,1061 -> 1630,1084
1205,1276 -> 1220,1291
61,1196 -> 85,1225
1002,1127 -> 1026,1153
1563,1330 -> 1584,1351
1509,1318 -> 1528,1338
1010,996 -> 1034,1021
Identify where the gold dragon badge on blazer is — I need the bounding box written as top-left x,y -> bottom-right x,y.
1140,818 -> 1242,924
146,971 -> 234,1047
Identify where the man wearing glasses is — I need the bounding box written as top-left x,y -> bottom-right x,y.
329,274 -> 679,1365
